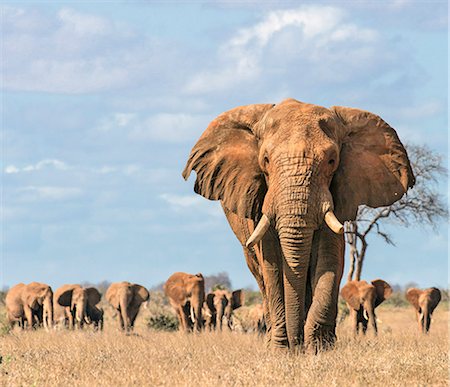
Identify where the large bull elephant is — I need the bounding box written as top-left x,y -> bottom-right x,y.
204,289 -> 244,331
105,281 -> 149,332
406,287 -> 441,333
340,279 -> 392,336
164,272 -> 205,332
5,282 -> 53,330
183,98 -> 414,351
54,284 -> 102,329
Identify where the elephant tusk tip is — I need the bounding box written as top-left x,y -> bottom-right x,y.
245,240 -> 256,248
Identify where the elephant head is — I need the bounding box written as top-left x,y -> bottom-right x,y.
206,289 -> 244,330
106,282 -> 150,332
24,282 -> 54,330
341,279 -> 392,335
183,99 -> 413,350
406,287 -> 441,333
57,285 -> 101,328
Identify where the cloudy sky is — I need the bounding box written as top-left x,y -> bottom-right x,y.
2,1 -> 448,290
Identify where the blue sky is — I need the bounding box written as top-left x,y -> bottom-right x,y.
2,1 -> 448,290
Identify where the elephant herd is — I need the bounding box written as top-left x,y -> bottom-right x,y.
341,280 -> 442,335
4,274 -> 246,334
5,281 -> 150,333
5,274 -> 441,337
163,272 -> 244,332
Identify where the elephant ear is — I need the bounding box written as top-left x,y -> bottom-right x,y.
428,287 -> 442,313
340,282 -> 361,310
206,293 -> 216,313
132,285 -> 150,304
231,289 -> 244,310
371,279 -> 392,308
25,282 -> 48,309
86,287 -> 101,306
406,288 -> 422,311
182,104 -> 274,220
57,286 -> 77,307
330,106 -> 415,222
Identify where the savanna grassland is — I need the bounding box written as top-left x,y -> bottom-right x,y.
0,295 -> 448,387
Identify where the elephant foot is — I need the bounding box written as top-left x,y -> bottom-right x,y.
305,327 -> 336,354
269,337 -> 290,352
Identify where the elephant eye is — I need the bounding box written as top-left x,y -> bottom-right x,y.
262,155 -> 270,170
328,159 -> 335,166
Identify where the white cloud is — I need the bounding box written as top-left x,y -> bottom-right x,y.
184,6 -> 378,94
2,7 -> 168,93
57,8 -> 110,36
5,165 -> 20,174
160,193 -> 223,217
96,112 -> 209,143
5,159 -> 69,174
20,186 -> 83,200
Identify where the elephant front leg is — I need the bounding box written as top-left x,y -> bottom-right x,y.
349,309 -> 358,336
259,229 -> 288,350
304,228 -> 344,352
23,306 -> 34,330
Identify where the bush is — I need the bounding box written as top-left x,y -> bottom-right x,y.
147,313 -> 179,332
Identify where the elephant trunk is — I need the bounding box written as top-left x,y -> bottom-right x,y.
422,303 -> 430,333
75,297 -> 88,328
364,300 -> 377,335
216,300 -> 226,331
278,226 -> 314,349
43,296 -> 53,330
119,291 -> 130,332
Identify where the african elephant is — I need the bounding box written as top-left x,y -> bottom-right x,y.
248,303 -> 266,334
105,282 -> 149,332
164,272 -> 205,332
406,287 -> 441,333
54,284 -> 102,329
204,289 -> 244,331
5,282 -> 53,330
340,279 -> 392,336
183,99 -> 414,351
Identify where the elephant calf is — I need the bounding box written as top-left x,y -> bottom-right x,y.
340,279 -> 392,336
164,272 -> 205,332
204,289 -> 244,331
5,282 -> 54,330
406,287 -> 441,333
105,281 -> 149,332
54,284 -> 102,330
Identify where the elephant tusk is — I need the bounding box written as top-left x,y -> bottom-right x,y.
190,305 -> 196,323
364,310 -> 369,320
246,214 -> 271,248
324,210 -> 344,235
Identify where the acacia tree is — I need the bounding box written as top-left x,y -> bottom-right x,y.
345,144 -> 448,282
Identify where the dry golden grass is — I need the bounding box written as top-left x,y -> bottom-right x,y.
0,306 -> 448,386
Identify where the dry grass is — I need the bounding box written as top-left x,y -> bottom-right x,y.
0,306 -> 448,386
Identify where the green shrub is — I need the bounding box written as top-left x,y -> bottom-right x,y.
147,313 -> 179,332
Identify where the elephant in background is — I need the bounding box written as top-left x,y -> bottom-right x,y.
164,272 -> 205,332
105,282 -> 149,332
183,98 -> 414,351
340,279 -> 392,336
204,289 -> 244,331
406,287 -> 441,333
248,303 -> 266,335
5,282 -> 53,330
54,284 -> 102,329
